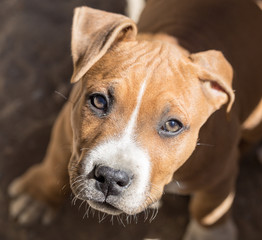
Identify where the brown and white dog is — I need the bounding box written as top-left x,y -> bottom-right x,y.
9,0 -> 262,239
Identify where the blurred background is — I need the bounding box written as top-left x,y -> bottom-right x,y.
0,0 -> 261,239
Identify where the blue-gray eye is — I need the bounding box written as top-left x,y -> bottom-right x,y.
162,119 -> 183,133
90,94 -> 107,110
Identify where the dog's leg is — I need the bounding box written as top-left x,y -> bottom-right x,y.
183,149 -> 239,240
125,0 -> 145,22
8,103 -> 72,224
184,189 -> 237,240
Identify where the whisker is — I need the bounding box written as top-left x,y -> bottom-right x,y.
54,90 -> 68,100
133,214 -> 138,224
71,174 -> 84,183
110,215 -> 114,225
78,200 -> 86,210
99,212 -> 107,223
147,194 -> 155,206
144,208 -> 149,222
71,184 -> 86,205
83,204 -> 91,219
71,178 -> 84,187
175,180 -> 183,189
54,90 -> 74,104
128,214 -> 131,224
98,211 -> 101,222
85,201 -> 89,210
150,206 -> 159,222
196,142 -> 214,147
71,196 -> 78,206
91,208 -> 95,218
75,182 -> 86,191
117,215 -> 126,227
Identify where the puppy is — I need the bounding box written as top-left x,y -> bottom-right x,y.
9,0 -> 262,239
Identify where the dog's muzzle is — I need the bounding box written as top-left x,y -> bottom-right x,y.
71,138 -> 152,215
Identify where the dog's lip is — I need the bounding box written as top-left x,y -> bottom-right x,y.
89,200 -> 123,215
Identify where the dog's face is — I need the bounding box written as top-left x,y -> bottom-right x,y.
68,7 -> 234,215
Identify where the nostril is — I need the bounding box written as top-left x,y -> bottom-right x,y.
95,175 -> 105,183
94,165 -> 106,183
116,172 -> 130,187
117,181 -> 126,187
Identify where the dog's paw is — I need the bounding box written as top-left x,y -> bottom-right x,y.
183,219 -> 237,240
8,178 -> 56,225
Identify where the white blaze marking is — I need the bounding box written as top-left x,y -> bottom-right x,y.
83,79 -> 151,214
123,79 -> 147,140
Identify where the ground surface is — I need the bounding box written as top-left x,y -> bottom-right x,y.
0,0 -> 261,239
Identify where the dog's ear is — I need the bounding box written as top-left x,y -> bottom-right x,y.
190,50 -> 234,113
71,7 -> 137,83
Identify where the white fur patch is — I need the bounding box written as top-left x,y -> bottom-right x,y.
84,138 -> 151,213
126,0 -> 145,22
83,79 -> 151,214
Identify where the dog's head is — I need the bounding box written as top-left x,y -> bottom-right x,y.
68,7 -> 234,215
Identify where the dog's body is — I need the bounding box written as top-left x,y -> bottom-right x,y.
9,0 -> 262,239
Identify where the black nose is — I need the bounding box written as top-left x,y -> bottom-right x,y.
94,165 -> 132,197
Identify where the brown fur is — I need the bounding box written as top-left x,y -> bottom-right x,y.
9,1 -> 262,239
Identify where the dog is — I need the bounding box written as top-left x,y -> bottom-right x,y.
8,0 -> 262,239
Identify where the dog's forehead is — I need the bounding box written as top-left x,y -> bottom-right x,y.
116,40 -> 190,75
88,40 -> 195,92
83,40 -> 199,123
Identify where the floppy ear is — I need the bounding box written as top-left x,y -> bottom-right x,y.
71,7 -> 137,83
190,50 -> 234,113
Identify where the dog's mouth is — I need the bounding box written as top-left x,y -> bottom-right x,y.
88,200 -> 123,215
70,174 -> 126,215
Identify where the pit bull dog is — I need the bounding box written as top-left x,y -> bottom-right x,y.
9,0 -> 262,239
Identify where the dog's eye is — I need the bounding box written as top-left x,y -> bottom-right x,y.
161,119 -> 183,134
90,94 -> 108,111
